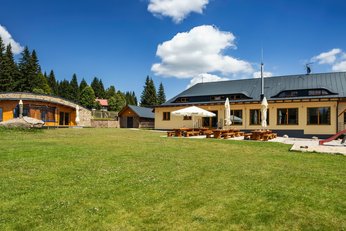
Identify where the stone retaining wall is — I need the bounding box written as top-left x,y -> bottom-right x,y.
91,119 -> 119,128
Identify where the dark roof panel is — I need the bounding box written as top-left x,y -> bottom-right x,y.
162,72 -> 346,106
128,105 -> 154,119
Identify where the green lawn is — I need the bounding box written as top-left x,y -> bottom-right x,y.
0,128 -> 345,230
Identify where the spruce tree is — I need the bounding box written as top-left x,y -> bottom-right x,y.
58,79 -> 73,100
140,76 -> 157,107
30,50 -> 42,91
0,44 -> 18,92
125,91 -> 137,105
70,73 -> 80,102
157,82 -> 166,105
91,77 -> 105,98
80,86 -> 96,109
33,72 -> 51,94
0,37 -> 5,91
79,78 -> 88,92
99,79 -> 106,98
17,46 -> 32,92
48,70 -> 58,95
106,85 -> 116,99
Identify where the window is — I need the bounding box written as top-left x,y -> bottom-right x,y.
277,108 -> 298,125
211,96 -> 225,101
308,89 -> 329,96
250,109 -> 269,125
273,88 -> 336,98
230,110 -> 242,125
59,112 -> 70,125
307,107 -> 330,125
0,108 -> 3,122
344,112 -> 346,124
183,115 -> 192,120
163,112 -> 170,121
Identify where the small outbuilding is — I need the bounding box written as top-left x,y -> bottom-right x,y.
118,105 -> 154,128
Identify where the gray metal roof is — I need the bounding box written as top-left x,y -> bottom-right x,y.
128,105 -> 155,119
162,72 -> 346,106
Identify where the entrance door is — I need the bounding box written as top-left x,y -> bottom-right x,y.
59,112 -> 70,125
127,117 -> 134,128
202,111 -> 218,128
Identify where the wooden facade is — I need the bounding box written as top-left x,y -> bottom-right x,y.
0,93 -> 92,127
118,105 -> 154,128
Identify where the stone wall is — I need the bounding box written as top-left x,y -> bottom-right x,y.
91,119 -> 119,128
0,92 -> 92,127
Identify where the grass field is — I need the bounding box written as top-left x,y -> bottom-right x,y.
0,128 -> 345,230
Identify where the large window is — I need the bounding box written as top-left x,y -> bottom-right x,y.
250,109 -> 269,125
230,110 -> 242,125
277,108 -> 298,125
307,107 -> 330,125
163,112 -> 170,121
0,108 -> 3,122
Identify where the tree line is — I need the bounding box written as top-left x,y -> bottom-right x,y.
0,37 -> 167,111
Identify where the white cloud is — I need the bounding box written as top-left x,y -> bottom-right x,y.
253,71 -> 273,78
332,61 -> 346,72
0,25 -> 24,54
152,25 -> 253,79
312,48 -> 341,64
148,0 -> 209,23
187,73 -> 229,88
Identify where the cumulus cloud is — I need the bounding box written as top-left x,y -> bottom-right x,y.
253,71 -> 273,78
148,0 -> 209,23
312,48 -> 342,64
332,60 -> 346,72
0,25 -> 24,54
152,25 -> 253,79
311,48 -> 346,72
187,73 -> 229,88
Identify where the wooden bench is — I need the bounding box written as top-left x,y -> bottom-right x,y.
223,132 -> 235,139
272,133 -> 277,138
235,131 -> 244,137
185,131 -> 200,137
263,133 -> 272,141
244,133 -> 252,140
205,131 -> 214,138
167,131 -> 175,137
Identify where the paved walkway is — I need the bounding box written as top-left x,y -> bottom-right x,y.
165,133 -> 346,156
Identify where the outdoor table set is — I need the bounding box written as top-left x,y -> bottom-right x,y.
246,130 -> 277,141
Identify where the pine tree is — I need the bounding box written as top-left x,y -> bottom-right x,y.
91,77 -> 105,98
106,85 -> 116,99
140,76 -> 157,107
0,44 -> 18,92
115,91 -> 126,111
80,86 -> 96,109
70,73 -> 80,102
30,50 -> 43,91
79,78 -> 88,92
17,46 -> 32,92
125,91 -> 137,105
33,72 -> 51,94
157,82 -> 166,105
58,79 -> 73,100
99,79 -> 106,98
48,70 -> 58,95
0,37 -> 5,91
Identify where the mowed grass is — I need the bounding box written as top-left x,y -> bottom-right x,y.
0,128 -> 345,230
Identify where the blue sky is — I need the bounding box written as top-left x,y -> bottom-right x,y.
1,0 -> 346,100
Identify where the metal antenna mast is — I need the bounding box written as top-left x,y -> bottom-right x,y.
260,48 -> 264,100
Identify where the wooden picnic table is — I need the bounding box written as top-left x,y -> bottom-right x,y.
251,130 -> 273,141
212,129 -> 231,139
173,128 -> 192,137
